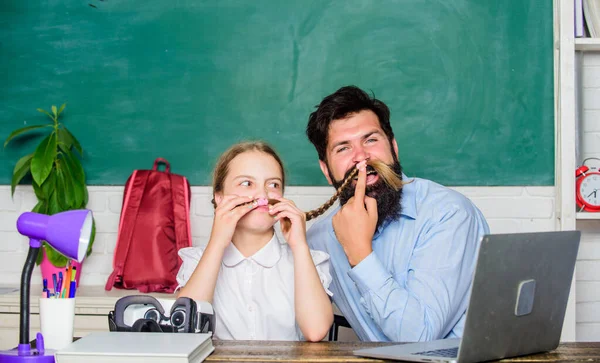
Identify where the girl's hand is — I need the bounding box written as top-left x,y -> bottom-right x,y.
269,197 -> 307,251
209,195 -> 256,248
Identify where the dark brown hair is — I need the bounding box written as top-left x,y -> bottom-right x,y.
306,85 -> 395,162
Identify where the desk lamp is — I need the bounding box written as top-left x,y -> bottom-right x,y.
0,209 -> 93,362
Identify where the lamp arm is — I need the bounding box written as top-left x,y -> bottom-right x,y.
19,246 -> 40,345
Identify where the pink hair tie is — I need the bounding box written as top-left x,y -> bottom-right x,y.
256,198 -> 269,206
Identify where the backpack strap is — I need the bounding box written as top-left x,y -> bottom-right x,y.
170,173 -> 193,252
105,170 -> 151,291
153,158 -> 170,173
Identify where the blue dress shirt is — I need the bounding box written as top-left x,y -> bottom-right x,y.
307,176 -> 490,342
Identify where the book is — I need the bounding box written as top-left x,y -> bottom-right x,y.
583,0 -> 600,37
54,332 -> 214,363
576,0 -> 585,37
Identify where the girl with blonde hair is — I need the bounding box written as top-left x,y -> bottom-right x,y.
177,141 -> 333,341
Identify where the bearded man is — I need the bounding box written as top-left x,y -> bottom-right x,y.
305,86 -> 490,342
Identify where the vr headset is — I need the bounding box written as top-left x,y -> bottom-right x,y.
108,295 -> 215,334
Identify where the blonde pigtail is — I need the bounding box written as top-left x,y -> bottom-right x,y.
304,160 -> 405,221
305,167 -> 359,221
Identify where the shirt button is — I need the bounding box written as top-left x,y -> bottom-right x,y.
248,306 -> 253,312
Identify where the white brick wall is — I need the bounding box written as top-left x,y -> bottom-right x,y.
0,186 -> 557,283
0,184 -> 558,270
576,52 -> 600,341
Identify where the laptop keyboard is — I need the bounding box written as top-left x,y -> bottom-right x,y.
413,347 -> 458,358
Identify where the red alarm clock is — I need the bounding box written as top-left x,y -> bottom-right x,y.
576,158 -> 600,212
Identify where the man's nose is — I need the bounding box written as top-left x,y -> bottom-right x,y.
353,145 -> 370,164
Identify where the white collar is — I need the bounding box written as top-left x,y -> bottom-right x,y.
222,233 -> 282,268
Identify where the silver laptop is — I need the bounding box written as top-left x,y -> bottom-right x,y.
354,231 -> 581,363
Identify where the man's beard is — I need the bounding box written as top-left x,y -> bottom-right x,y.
329,158 -> 403,230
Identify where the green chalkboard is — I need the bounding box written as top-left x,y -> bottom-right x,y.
1,0 -> 554,186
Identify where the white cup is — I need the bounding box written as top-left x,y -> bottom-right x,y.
39,297 -> 76,350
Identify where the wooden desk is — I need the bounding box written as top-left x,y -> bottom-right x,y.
205,341 -> 600,362
24,337 -> 600,362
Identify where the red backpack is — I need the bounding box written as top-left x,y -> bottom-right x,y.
106,158 -> 192,293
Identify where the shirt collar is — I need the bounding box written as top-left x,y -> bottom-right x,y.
399,173 -> 417,220
222,233 -> 282,268
367,173 -> 417,240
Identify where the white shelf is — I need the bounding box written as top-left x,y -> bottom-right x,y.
575,38 -> 600,51
576,212 -> 600,219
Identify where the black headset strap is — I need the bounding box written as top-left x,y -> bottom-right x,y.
131,319 -> 164,333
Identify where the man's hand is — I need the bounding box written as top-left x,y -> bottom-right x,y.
332,161 -> 377,267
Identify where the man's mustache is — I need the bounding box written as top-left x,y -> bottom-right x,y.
305,160 -> 402,222
339,160 -> 403,192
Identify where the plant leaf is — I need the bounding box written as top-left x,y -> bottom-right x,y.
86,217 -> 96,257
62,149 -> 87,207
57,128 -> 73,151
40,170 -> 56,201
48,191 -> 61,215
72,186 -> 85,209
73,152 -> 86,183
44,243 -> 69,267
31,200 -> 45,214
37,108 -> 53,120
57,160 -> 76,208
51,105 -> 57,118
33,171 -> 56,202
11,153 -> 33,196
61,127 -> 83,155
32,180 -> 45,201
54,167 -> 68,210
61,152 -> 84,207
83,186 -> 89,206
62,149 -> 85,186
4,124 -> 52,148
58,103 -> 66,116
31,132 -> 57,186
36,244 -> 44,265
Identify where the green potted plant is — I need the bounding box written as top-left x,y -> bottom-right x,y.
4,103 -> 95,284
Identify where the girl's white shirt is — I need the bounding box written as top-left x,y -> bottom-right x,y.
176,233 -> 333,341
